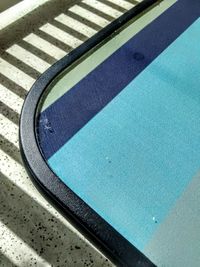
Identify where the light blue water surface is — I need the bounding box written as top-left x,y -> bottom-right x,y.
49,19 -> 200,249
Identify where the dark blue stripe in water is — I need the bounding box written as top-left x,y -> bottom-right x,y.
38,0 -> 200,160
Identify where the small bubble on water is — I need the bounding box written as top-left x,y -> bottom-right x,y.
152,217 -> 158,223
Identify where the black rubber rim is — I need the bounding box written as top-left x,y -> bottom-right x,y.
19,1 -> 159,266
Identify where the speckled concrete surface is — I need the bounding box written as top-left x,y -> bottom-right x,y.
0,1 -> 139,266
